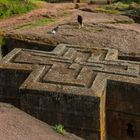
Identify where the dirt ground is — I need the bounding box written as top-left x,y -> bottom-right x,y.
0,3 -> 140,54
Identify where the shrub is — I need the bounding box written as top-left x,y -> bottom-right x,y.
52,124 -> 65,135
114,0 -> 140,4
0,0 -> 37,18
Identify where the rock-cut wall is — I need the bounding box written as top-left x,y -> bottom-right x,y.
0,44 -> 140,140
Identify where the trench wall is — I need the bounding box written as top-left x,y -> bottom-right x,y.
106,80 -> 140,140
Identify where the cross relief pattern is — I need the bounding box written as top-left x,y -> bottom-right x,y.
1,44 -> 140,96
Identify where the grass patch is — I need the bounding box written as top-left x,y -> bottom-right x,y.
95,2 -> 128,15
61,11 -> 70,17
16,18 -> 55,29
0,0 -> 44,19
96,2 -> 140,22
33,18 -> 55,26
30,0 -> 47,8
96,2 -> 139,15
104,2 -> 129,11
114,0 -> 140,4
0,36 -> 5,59
0,36 -> 5,46
126,2 -> 140,17
95,7 -> 122,14
114,18 -> 134,23
52,124 -> 65,135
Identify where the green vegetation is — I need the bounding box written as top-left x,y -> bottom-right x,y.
113,18 -> 134,23
96,2 -> 140,22
16,18 -> 55,29
0,0 -> 44,19
0,36 -> 5,46
31,18 -> 55,26
105,2 -> 129,11
0,36 -> 5,59
114,0 -> 140,4
52,124 -> 65,135
126,2 -> 140,18
96,2 -> 129,14
61,11 -> 70,17
96,7 -> 122,14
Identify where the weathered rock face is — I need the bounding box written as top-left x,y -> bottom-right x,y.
0,103 -> 83,140
106,81 -> 140,140
0,44 -> 140,140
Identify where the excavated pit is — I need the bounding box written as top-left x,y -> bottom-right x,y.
119,54 -> 140,62
1,37 -> 56,57
0,37 -> 140,140
106,80 -> 140,140
1,36 -> 140,62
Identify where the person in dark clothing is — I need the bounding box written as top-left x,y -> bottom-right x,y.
77,15 -> 83,29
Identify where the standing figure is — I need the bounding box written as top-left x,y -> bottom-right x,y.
77,15 -> 83,29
